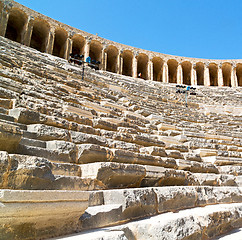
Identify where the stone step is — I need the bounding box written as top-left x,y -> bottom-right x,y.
0,189 -> 89,240
65,202 -> 242,240
0,112 -> 15,122
52,190 -> 242,239
19,137 -> 46,148
0,118 -> 27,130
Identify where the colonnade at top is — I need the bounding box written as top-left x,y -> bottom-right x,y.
1,1 -> 242,87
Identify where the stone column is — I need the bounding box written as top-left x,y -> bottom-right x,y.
63,37 -> 70,60
47,28 -> 55,54
218,66 -> 223,86
132,53 -> 138,78
84,40 -> 90,61
191,65 -> 197,85
101,47 -> 107,71
22,16 -> 34,46
66,38 -> 72,60
204,65 -> 210,86
177,64 -> 183,84
117,50 -> 123,74
231,67 -> 238,87
148,60 -> 153,81
0,6 -> 9,37
120,54 -> 123,75
162,62 -> 169,83
116,50 -> 121,74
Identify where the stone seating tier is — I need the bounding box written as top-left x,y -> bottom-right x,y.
0,36 -> 242,239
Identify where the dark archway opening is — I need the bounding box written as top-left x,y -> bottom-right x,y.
152,57 -> 163,81
209,63 -> 218,86
122,50 -> 133,77
167,59 -> 178,83
53,28 -> 68,58
137,53 -> 148,80
5,8 -> 27,43
181,61 -> 192,85
106,45 -> 118,73
30,20 -> 50,52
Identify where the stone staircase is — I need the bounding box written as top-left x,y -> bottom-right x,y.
1,36 -> 242,239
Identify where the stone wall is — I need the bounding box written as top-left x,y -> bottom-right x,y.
1,0 -> 242,87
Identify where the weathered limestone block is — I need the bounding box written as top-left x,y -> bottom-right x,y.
107,140 -> 139,152
157,123 -> 177,131
139,146 -> 167,157
166,144 -> 188,152
183,152 -> 202,162
39,114 -> 70,130
92,118 -> 118,131
46,140 -> 78,163
166,149 -> 184,159
218,165 -> 242,175
79,204 -> 123,230
193,173 -> 237,186
103,188 -> 157,220
27,124 -> 70,141
2,154 -> 55,190
0,122 -> 23,152
9,108 -> 40,124
70,131 -> 107,146
53,175 -> 100,191
0,189 -> 89,240
51,162 -> 82,177
77,144 -> 110,164
141,165 -> 194,187
80,162 -> 146,188
0,98 -> 13,109
110,149 -> 170,167
154,186 -> 197,213
132,134 -> 166,147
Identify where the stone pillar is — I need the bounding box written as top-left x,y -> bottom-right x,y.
22,16 -> 34,46
47,29 -> 55,54
101,48 -> 107,71
204,65 -> 210,86
148,60 -> 153,81
117,50 -> 123,74
231,67 -> 238,87
63,37 -> 70,60
162,62 -> 169,83
65,38 -> 72,60
218,66 -> 223,86
84,40 -> 90,61
132,54 -> 138,78
0,6 -> 9,37
120,54 -> 123,75
191,65 -> 197,85
116,50 -> 121,74
177,64 -> 183,84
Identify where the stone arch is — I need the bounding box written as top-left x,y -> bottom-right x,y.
236,64 -> 242,87
122,50 -> 133,77
30,19 -> 50,52
222,62 -> 232,87
209,63 -> 218,86
53,28 -> 68,58
5,8 -> 28,43
195,62 -> 204,85
106,45 -> 118,73
89,40 -> 102,62
152,57 -> 163,81
71,34 -> 85,56
137,53 -> 148,80
167,59 -> 178,83
181,61 -> 192,85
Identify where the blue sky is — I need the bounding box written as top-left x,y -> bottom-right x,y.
16,0 -> 242,60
